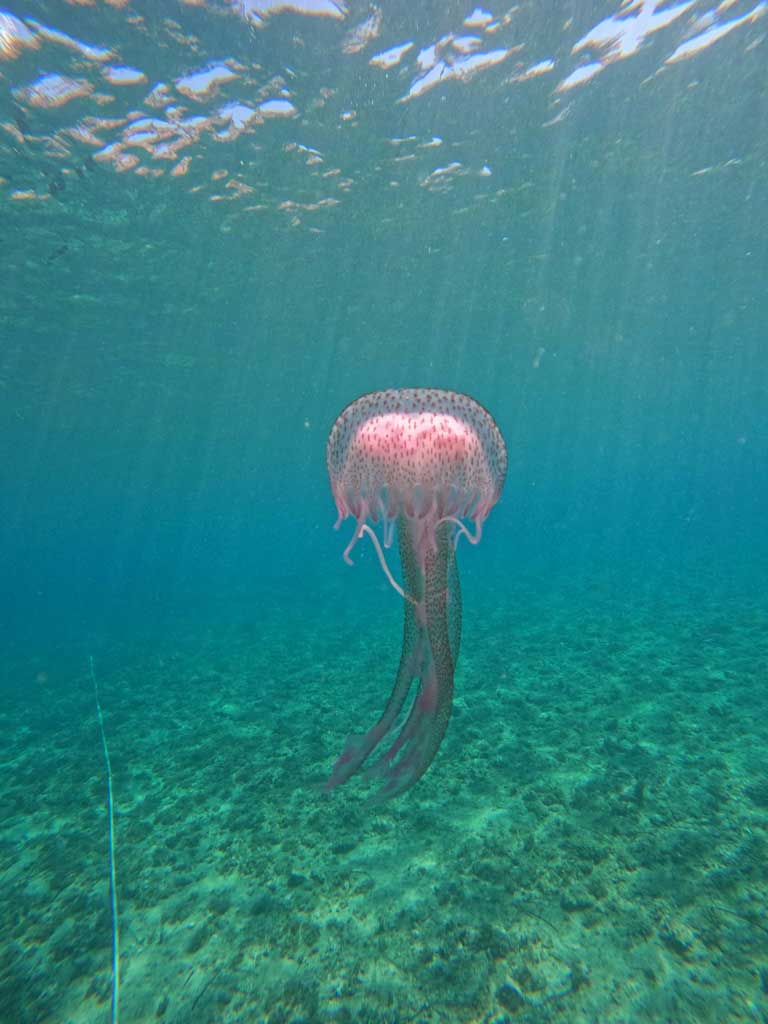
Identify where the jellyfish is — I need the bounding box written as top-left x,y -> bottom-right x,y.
325,388 -> 507,801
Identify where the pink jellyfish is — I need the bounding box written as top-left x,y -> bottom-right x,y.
325,388 -> 507,801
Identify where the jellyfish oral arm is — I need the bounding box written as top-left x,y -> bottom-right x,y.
363,520 -> 457,800
326,518 -> 459,801
324,618 -> 425,790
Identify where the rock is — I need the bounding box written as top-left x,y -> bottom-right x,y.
496,981 -> 525,1012
560,885 -> 594,912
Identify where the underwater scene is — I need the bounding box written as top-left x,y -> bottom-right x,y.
1,1 -> 767,1022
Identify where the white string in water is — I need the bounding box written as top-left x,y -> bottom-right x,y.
90,654 -> 120,1024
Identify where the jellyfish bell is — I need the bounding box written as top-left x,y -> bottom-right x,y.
328,389 -> 506,598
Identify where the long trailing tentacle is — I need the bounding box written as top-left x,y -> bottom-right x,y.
342,520 -> 417,607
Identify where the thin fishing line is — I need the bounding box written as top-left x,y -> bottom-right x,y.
90,654 -> 120,1024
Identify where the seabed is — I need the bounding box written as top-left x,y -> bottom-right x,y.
2,565 -> 767,1023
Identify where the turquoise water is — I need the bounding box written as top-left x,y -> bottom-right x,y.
1,2 -> 767,1021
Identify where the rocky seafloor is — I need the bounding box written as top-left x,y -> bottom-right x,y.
2,563 -> 767,1024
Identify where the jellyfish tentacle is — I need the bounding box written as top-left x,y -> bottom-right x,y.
360,524 -> 417,606
434,514 -> 484,550
342,521 -> 418,607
